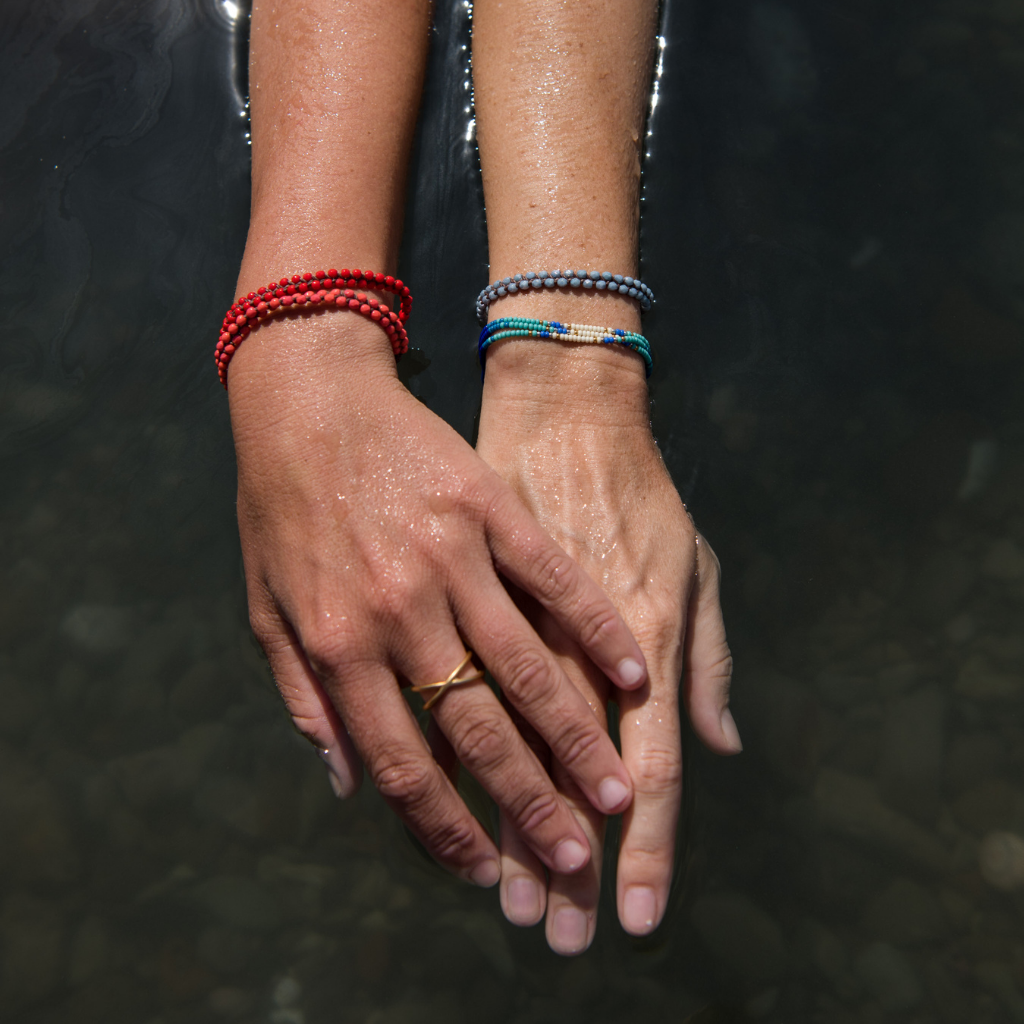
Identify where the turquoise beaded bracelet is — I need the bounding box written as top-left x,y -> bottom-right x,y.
479,317 -> 653,376
476,270 -> 654,325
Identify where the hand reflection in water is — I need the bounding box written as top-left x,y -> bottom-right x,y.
228,0 -> 738,956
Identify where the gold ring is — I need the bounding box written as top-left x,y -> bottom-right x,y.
410,651 -> 485,711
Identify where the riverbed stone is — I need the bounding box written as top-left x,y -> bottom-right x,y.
193,875 -> 281,931
60,603 -> 133,654
0,744 -> 79,885
945,732 -> 1005,795
813,768 -> 952,872
952,780 -> 1024,835
855,941 -> 923,1011
875,686 -> 946,821
955,654 -> 1023,700
108,722 -> 226,808
861,878 -> 947,945
68,916 -> 110,987
978,831 -> 1024,891
690,891 -> 788,989
0,892 -> 65,1012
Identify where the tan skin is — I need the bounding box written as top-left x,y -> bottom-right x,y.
229,0 -> 737,954
231,0 -> 650,890
472,0 -> 738,953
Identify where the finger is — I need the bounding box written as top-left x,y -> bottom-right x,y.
252,611 -> 363,798
404,637 -> 594,876
540,633 -> 608,956
616,679 -> 682,937
483,488 -> 648,690
544,768 -> 605,956
497,709 -> 549,927
499,811 -> 547,927
326,661 -> 501,887
452,575 -> 633,817
683,534 -> 741,755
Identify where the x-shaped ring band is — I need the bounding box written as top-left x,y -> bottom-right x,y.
410,651 -> 485,711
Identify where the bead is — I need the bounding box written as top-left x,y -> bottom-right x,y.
476,267 -> 654,323
215,266 -> 412,387
478,315 -> 651,376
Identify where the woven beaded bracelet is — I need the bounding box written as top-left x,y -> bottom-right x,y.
215,269 -> 412,388
479,316 -> 653,376
476,269 -> 654,325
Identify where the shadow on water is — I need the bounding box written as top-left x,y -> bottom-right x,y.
2,0 -> 1024,1021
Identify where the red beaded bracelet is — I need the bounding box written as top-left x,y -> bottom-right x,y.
215,268 -> 413,388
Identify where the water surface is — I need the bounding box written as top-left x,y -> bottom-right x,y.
2,0 -> 1024,1021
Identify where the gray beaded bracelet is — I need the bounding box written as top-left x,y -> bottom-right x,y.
475,269 -> 654,325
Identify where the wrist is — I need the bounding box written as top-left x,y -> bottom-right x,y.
227,307 -> 400,407
480,337 -> 650,434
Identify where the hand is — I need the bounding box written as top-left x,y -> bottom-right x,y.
476,340 -> 738,952
227,310 -> 651,887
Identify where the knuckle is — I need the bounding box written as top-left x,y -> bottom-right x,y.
549,718 -> 604,771
370,576 -> 418,624
508,788 -> 561,835
500,646 -> 556,709
452,711 -> 509,772
247,607 -> 276,648
631,744 -> 683,796
427,817 -> 480,865
574,601 -> 620,650
457,470 -> 497,523
531,548 -> 578,606
301,625 -> 351,674
372,756 -> 435,808
622,839 -> 675,874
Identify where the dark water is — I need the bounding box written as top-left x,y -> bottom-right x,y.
3,0 -> 1024,1021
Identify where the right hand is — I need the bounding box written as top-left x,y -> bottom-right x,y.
227,309 -> 649,886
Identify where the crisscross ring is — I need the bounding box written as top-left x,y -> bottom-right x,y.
410,651 -> 485,711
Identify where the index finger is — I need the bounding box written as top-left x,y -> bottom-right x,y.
484,488 -> 648,690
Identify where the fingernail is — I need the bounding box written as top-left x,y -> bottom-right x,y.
318,746 -> 353,799
622,885 -> 658,935
325,769 -> 345,798
617,657 -> 646,688
552,838 -> 588,873
720,707 -> 743,753
506,877 -> 542,925
469,859 -> 500,888
551,907 -> 589,954
598,776 -> 630,813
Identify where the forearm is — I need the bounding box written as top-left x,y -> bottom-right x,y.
237,0 -> 430,301
473,0 -> 658,417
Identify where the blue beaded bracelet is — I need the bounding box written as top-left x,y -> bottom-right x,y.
475,269 -> 654,325
479,316 -> 653,376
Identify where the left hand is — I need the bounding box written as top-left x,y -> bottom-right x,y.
476,339 -> 739,955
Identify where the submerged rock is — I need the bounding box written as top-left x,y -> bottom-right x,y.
0,892 -> 65,1011
875,686 -> 946,822
107,722 -> 226,808
60,603 -> 133,654
978,831 -> 1024,891
192,875 -> 281,931
813,768 -> 952,872
855,941 -> 923,1011
690,891 -> 788,989
67,916 -> 110,987
956,654 -> 1023,699
952,780 -> 1024,835
861,878 -> 947,945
